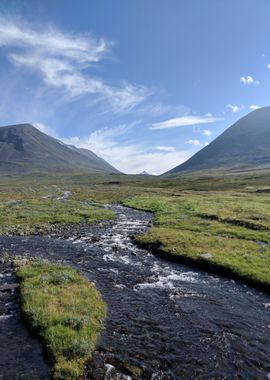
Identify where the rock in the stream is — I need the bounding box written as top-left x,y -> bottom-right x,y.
199,252 -> 213,259
0,283 -> 19,292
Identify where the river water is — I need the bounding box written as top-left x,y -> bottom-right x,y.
0,205 -> 270,379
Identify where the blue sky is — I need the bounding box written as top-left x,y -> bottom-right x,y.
0,0 -> 269,174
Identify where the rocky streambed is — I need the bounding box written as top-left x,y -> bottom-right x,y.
0,205 -> 270,379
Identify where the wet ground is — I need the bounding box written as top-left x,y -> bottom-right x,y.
0,205 -> 270,379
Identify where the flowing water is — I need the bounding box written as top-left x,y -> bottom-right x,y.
0,260 -> 50,380
0,205 -> 270,379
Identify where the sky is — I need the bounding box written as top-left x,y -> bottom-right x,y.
0,0 -> 269,174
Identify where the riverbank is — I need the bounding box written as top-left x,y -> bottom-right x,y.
1,204 -> 270,379
0,192 -> 115,236
123,194 -> 270,292
134,239 -> 270,293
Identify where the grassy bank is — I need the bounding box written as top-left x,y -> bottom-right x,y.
123,193 -> 270,291
0,196 -> 114,236
17,260 -> 106,379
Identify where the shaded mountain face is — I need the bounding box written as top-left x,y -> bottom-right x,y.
0,124 -> 119,175
165,107 -> 270,176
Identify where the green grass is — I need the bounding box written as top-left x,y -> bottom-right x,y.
123,193 -> 270,289
16,260 -> 106,380
2,171 -> 270,290
0,197 -> 115,235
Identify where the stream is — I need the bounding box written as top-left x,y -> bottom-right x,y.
0,205 -> 270,379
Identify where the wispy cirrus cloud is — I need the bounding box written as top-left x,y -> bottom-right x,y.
0,15 -> 149,112
155,146 -> 176,152
150,114 -> 222,130
139,103 -> 190,118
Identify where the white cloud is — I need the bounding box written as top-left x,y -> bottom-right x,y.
124,150 -> 189,175
33,122 -> 56,137
150,114 -> 221,130
249,104 -> 260,110
61,125 -> 190,175
240,76 -> 260,85
0,16 -> 149,112
185,139 -> 202,147
204,142 -> 209,147
226,104 -> 240,113
202,129 -> 212,136
267,64 -> 270,69
155,146 -> 175,152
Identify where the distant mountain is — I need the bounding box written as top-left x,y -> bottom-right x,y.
0,123 -> 119,175
164,107 -> 270,175
139,171 -> 150,176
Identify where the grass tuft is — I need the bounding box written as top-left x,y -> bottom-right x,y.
17,260 -> 106,379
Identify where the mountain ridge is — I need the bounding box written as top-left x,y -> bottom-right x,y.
0,123 -> 120,175
164,106 -> 270,176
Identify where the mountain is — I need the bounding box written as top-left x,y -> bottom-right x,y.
0,123 -> 119,175
164,107 -> 270,176
138,171 -> 150,176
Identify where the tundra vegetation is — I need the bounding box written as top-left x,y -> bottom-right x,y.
123,192 -> 270,289
1,170 -> 270,378
0,184 -> 114,235
1,171 -> 270,290
17,260 -> 106,380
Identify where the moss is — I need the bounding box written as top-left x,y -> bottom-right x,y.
17,260 -> 106,380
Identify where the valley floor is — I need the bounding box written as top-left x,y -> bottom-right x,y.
1,204 -> 270,379
1,171 -> 269,291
